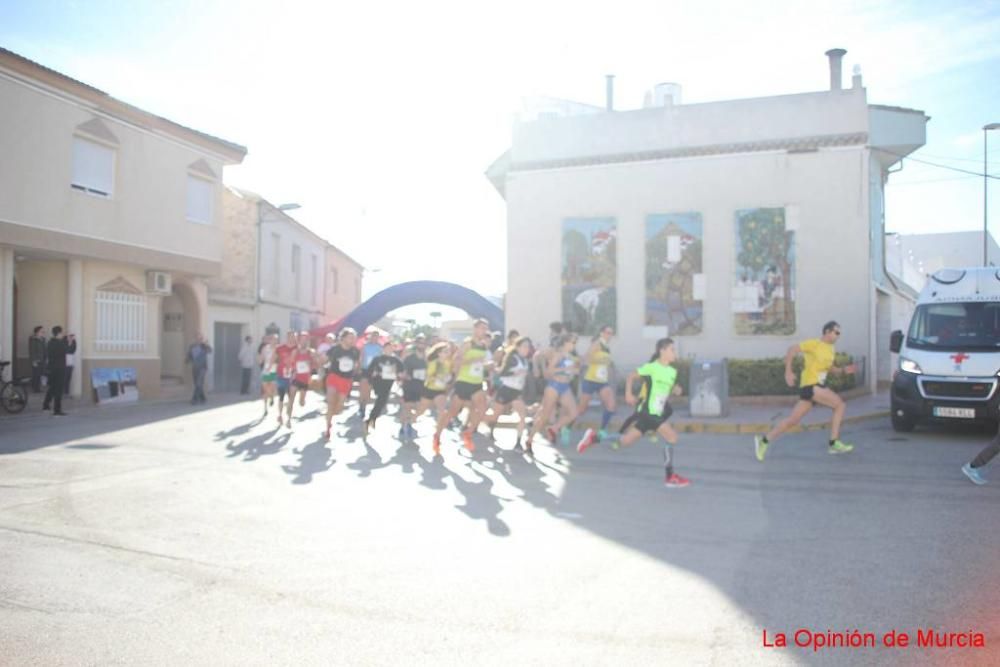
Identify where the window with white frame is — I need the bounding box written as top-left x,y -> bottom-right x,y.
292,244 -> 301,302
310,254 -> 318,306
186,174 -> 214,224
95,289 -> 147,352
71,136 -> 115,197
271,233 -> 281,297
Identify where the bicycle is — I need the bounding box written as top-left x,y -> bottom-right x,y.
0,361 -> 29,413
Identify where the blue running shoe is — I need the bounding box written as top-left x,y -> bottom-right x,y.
962,463 -> 987,485
560,427 -> 571,446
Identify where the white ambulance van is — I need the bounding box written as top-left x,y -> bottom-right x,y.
890,267 -> 1000,431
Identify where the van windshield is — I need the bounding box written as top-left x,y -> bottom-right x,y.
907,302 -> 1000,351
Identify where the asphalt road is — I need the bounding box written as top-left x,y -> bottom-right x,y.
1,395 -> 998,666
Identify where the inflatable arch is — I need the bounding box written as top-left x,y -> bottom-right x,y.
311,281 -> 504,338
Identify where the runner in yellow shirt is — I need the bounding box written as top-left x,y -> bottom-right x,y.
754,321 -> 858,461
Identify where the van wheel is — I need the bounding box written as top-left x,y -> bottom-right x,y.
891,411 -> 915,432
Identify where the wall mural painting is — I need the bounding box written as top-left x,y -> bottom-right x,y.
562,218 -> 616,335
732,207 -> 796,335
645,213 -> 704,335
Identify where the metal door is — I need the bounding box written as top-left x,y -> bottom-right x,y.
213,322 -> 243,392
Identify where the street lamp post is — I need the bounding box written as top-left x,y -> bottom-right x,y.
984,123 -> 1000,266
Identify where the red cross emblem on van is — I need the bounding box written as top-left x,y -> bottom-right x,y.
951,353 -> 969,368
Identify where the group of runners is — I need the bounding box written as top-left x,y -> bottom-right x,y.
250,318 -> 997,488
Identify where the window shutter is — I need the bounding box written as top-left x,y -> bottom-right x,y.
72,137 -> 114,196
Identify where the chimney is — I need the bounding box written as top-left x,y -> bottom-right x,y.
825,48 -> 847,90
605,74 -> 615,111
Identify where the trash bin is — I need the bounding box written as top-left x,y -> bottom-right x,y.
688,358 -> 729,417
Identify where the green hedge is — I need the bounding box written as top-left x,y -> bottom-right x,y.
727,353 -> 857,396
618,355 -> 857,397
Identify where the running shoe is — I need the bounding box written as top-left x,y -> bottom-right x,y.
598,429 -> 608,441
560,427 -> 571,446
432,435 -> 441,456
398,425 -> 407,439
828,440 -> 854,454
576,428 -> 597,454
610,438 -> 621,451
962,463 -> 987,485
407,424 -> 418,439
525,439 -> 534,457
754,435 -> 768,462
514,441 -> 524,452
546,427 -> 558,443
462,430 -> 475,452
322,428 -> 330,441
664,473 -> 691,488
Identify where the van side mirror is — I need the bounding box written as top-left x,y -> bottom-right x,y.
889,330 -> 904,354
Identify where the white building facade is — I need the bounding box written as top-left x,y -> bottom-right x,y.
0,48 -> 245,399
488,51 -> 925,390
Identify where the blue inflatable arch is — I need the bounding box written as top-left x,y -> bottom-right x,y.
332,281 -> 504,335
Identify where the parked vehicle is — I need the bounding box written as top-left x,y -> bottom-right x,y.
890,267 -> 1000,431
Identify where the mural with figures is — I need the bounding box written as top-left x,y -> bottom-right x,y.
732,207 -> 796,335
645,213 -> 704,335
562,218 -> 616,335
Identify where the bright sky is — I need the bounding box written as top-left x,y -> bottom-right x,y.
2,0 -> 999,323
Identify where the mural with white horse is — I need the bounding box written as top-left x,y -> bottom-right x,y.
562,218 -> 616,335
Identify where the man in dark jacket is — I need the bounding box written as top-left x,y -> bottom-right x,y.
187,334 -> 213,405
29,326 -> 46,393
43,326 -> 75,415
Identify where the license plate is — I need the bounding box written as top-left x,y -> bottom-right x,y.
933,407 -> 976,419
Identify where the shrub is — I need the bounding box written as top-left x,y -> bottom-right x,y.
727,353 -> 857,396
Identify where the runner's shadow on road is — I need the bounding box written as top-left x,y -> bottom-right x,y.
214,415 -> 266,442
225,429 -> 289,462
282,437 -> 335,485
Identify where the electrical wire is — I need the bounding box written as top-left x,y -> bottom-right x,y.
872,147 -> 1000,179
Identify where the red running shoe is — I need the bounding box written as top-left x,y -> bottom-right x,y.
462,430 -> 475,452
664,473 -> 690,488
576,428 -> 597,454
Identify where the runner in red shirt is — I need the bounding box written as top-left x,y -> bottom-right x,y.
286,331 -> 317,428
274,331 -> 298,427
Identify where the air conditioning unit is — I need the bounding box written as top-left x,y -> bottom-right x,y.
146,271 -> 172,295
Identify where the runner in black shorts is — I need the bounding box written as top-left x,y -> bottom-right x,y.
400,335 -> 428,440
483,336 -> 532,451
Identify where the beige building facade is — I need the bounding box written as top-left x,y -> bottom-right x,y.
488,51 -> 925,390
0,48 -> 245,400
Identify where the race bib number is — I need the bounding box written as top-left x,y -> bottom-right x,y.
594,366 -> 608,382
506,374 -> 526,390
652,393 -> 668,415
818,372 -> 828,385
295,361 -> 311,374
281,366 -> 293,379
413,369 -> 427,381
381,363 -> 397,381
338,358 -> 355,373
469,362 -> 484,379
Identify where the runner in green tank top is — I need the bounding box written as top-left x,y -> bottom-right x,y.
577,338 -> 690,488
433,319 -> 492,454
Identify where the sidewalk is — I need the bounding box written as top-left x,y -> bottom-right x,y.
562,390 -> 891,435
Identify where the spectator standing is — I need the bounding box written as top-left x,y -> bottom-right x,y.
29,326 -> 46,393
42,326 -> 74,415
187,334 -> 213,405
238,335 -> 255,395
64,333 -> 77,396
